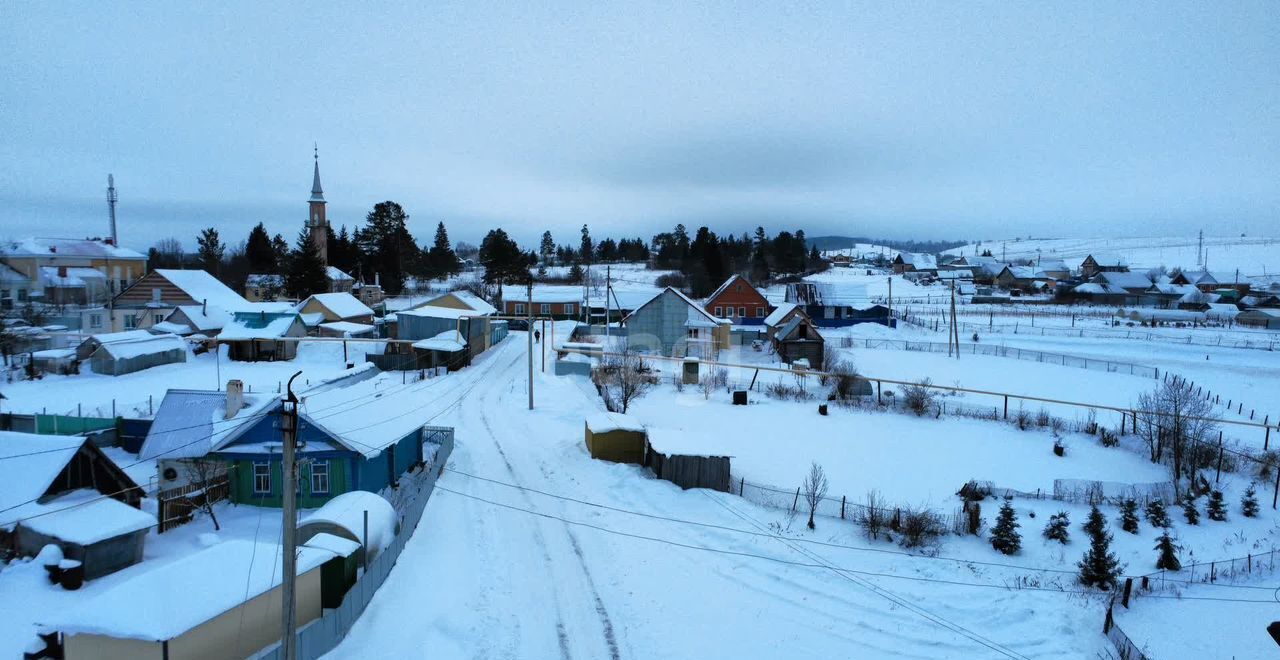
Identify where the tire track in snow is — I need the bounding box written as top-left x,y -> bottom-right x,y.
473,344 -> 621,660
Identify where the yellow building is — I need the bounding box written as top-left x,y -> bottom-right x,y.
0,238 -> 146,306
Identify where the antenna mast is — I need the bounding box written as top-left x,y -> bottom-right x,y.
106,174 -> 119,246
1197,230 -> 1203,267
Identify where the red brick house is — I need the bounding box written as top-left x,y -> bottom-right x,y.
703,275 -> 770,325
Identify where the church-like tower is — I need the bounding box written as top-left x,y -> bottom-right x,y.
308,146 -> 329,266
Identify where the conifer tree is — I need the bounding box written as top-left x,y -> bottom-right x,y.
1078,505 -> 1123,590
1043,511 -> 1070,544
1145,499 -> 1171,528
1120,498 -> 1140,534
1155,530 -> 1181,571
1206,489 -> 1227,522
285,228 -> 327,299
990,498 -> 1022,555
1242,483 -> 1260,518
1181,494 -> 1200,525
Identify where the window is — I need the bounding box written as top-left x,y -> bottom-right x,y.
714,306 -> 723,317
17,289 -> 27,302
756,306 -> 764,318
154,313 -> 165,325
124,315 -> 136,329
151,288 -> 161,302
310,461 -> 329,494
564,303 -> 574,316
540,303 -> 551,315
514,303 -> 526,315
253,462 -> 271,494
89,313 -> 103,328
738,306 -> 746,318
687,328 -> 701,339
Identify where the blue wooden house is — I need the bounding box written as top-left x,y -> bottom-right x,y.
139,368 -> 433,508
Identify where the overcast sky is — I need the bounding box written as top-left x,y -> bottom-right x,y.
1,2 -> 1276,253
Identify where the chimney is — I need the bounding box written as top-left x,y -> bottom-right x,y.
225,379 -> 244,419
375,272 -> 380,287
202,298 -> 207,316
58,266 -> 68,278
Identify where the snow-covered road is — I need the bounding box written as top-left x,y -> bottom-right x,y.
325,333 -> 1110,659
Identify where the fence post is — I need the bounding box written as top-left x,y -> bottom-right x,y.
877,380 -> 882,405
1003,395 -> 1008,420
740,477 -> 745,496
1103,604 -> 1114,634
1216,435 -> 1224,483
792,487 -> 800,513
840,495 -> 846,519
148,395 -> 153,416
1273,467 -> 1279,510
1121,578 -> 1133,608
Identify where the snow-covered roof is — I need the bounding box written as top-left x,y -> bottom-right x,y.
94,334 -> 187,360
298,371 -> 443,456
17,489 -> 154,545
626,287 -> 722,326
412,329 -> 467,352
171,305 -> 233,332
1083,254 -> 1127,267
32,348 -> 75,359
45,540 -> 336,641
0,432 -> 85,517
762,302 -> 797,327
586,412 -> 646,433
150,321 -> 193,335
397,304 -> 474,321
895,252 -> 938,270
218,311 -> 304,340
1204,303 -> 1239,318
39,266 -> 105,287
303,532 -> 361,557
84,329 -> 154,346
0,262 -> 28,282
152,269 -> 249,310
1096,271 -> 1154,290
1036,258 -> 1070,271
299,312 -> 326,327
300,292 -> 374,320
239,301 -> 296,313
427,290 -> 497,316
320,321 -> 375,336
1072,283 -> 1122,295
139,389 -> 279,460
704,275 -> 760,302
1,237 -> 145,260
326,266 -> 355,282
1178,290 -> 1220,304
299,491 -> 397,555
499,284 -> 584,304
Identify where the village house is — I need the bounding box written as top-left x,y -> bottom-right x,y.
243,273 -> 285,302
0,237 -> 147,307
326,266 -> 356,293
500,284 -> 582,321
1080,254 -> 1129,278
623,287 -> 730,359
1,432 -> 150,580
152,304 -> 234,337
703,275 -> 771,325
891,252 -> 938,275
218,311 -> 308,361
762,303 -> 824,366
783,282 -> 893,328
296,292 -> 375,325
99,268 -> 250,333
1035,258 -> 1071,280
1236,309 -> 1280,329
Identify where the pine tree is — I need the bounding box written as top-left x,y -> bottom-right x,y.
1154,530 -> 1181,571
579,224 -> 593,265
1181,494 -> 1200,525
1145,499 -> 1171,528
540,231 -> 555,264
245,222 -> 276,273
1120,498 -> 1140,534
1078,505 -> 1123,590
270,234 -> 290,270
750,226 -> 771,283
426,222 -> 460,280
285,228 -> 327,299
1206,489 -> 1227,521
989,498 -> 1022,555
1043,511 -> 1070,544
1242,483 -> 1260,518
567,263 -> 584,284
196,227 -> 225,276
357,201 -> 419,295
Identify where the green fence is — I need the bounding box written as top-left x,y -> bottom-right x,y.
34,414 -> 117,436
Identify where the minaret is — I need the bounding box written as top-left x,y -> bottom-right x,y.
308,144 -> 329,266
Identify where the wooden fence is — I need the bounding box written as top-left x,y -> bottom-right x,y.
156,474 -> 231,533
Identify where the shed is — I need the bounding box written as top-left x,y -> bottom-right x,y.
773,312 -> 825,366
643,431 -> 731,492
74,329 -> 155,361
303,532 -> 361,608
218,311 -> 307,361
318,320 -> 376,337
296,292 -> 375,324
47,540 -> 334,660
88,334 -> 187,376
0,432 -> 148,579
1236,309 -> 1280,329
584,414 -> 647,464
297,490 -> 398,562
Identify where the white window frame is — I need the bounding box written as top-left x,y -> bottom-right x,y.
89,313 -> 103,328
310,460 -> 330,494
514,303 -> 526,315
540,303 -> 551,315
253,462 -> 272,494
124,315 -> 137,329
564,303 -> 574,316
154,313 -> 165,325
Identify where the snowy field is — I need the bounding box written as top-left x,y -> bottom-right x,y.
945,235 -> 1280,276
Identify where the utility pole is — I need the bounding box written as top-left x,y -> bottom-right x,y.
527,280 -> 534,410
947,280 -> 955,357
1197,230 -> 1204,267
605,264 -> 611,341
887,277 -> 893,325
106,174 -> 119,247
950,280 -> 960,360
279,371 -> 303,660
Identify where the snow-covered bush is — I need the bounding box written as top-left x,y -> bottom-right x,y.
901,379 -> 934,416
896,506 -> 946,549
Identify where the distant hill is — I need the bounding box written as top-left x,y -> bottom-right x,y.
807,235 -> 967,255
945,235 -> 1280,275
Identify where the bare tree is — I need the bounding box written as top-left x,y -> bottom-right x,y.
1136,376 -> 1217,495
182,459 -> 227,531
857,489 -> 886,539
902,378 -> 935,416
802,462 -> 829,530
593,349 -> 654,413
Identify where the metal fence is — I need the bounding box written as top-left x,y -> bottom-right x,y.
254,426 -> 455,660
732,476 -> 962,534
947,319 -> 1280,351
841,337 -> 1158,378
1104,619 -> 1151,660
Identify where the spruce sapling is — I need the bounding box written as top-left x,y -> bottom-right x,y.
1078,505 -> 1123,590
1155,530 -> 1181,571
1242,483 -> 1260,518
1181,494 -> 1200,525
990,498 -> 1022,555
1043,511 -> 1070,544
1206,489 -> 1227,522
1119,498 -> 1139,534
1145,499 -> 1171,528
